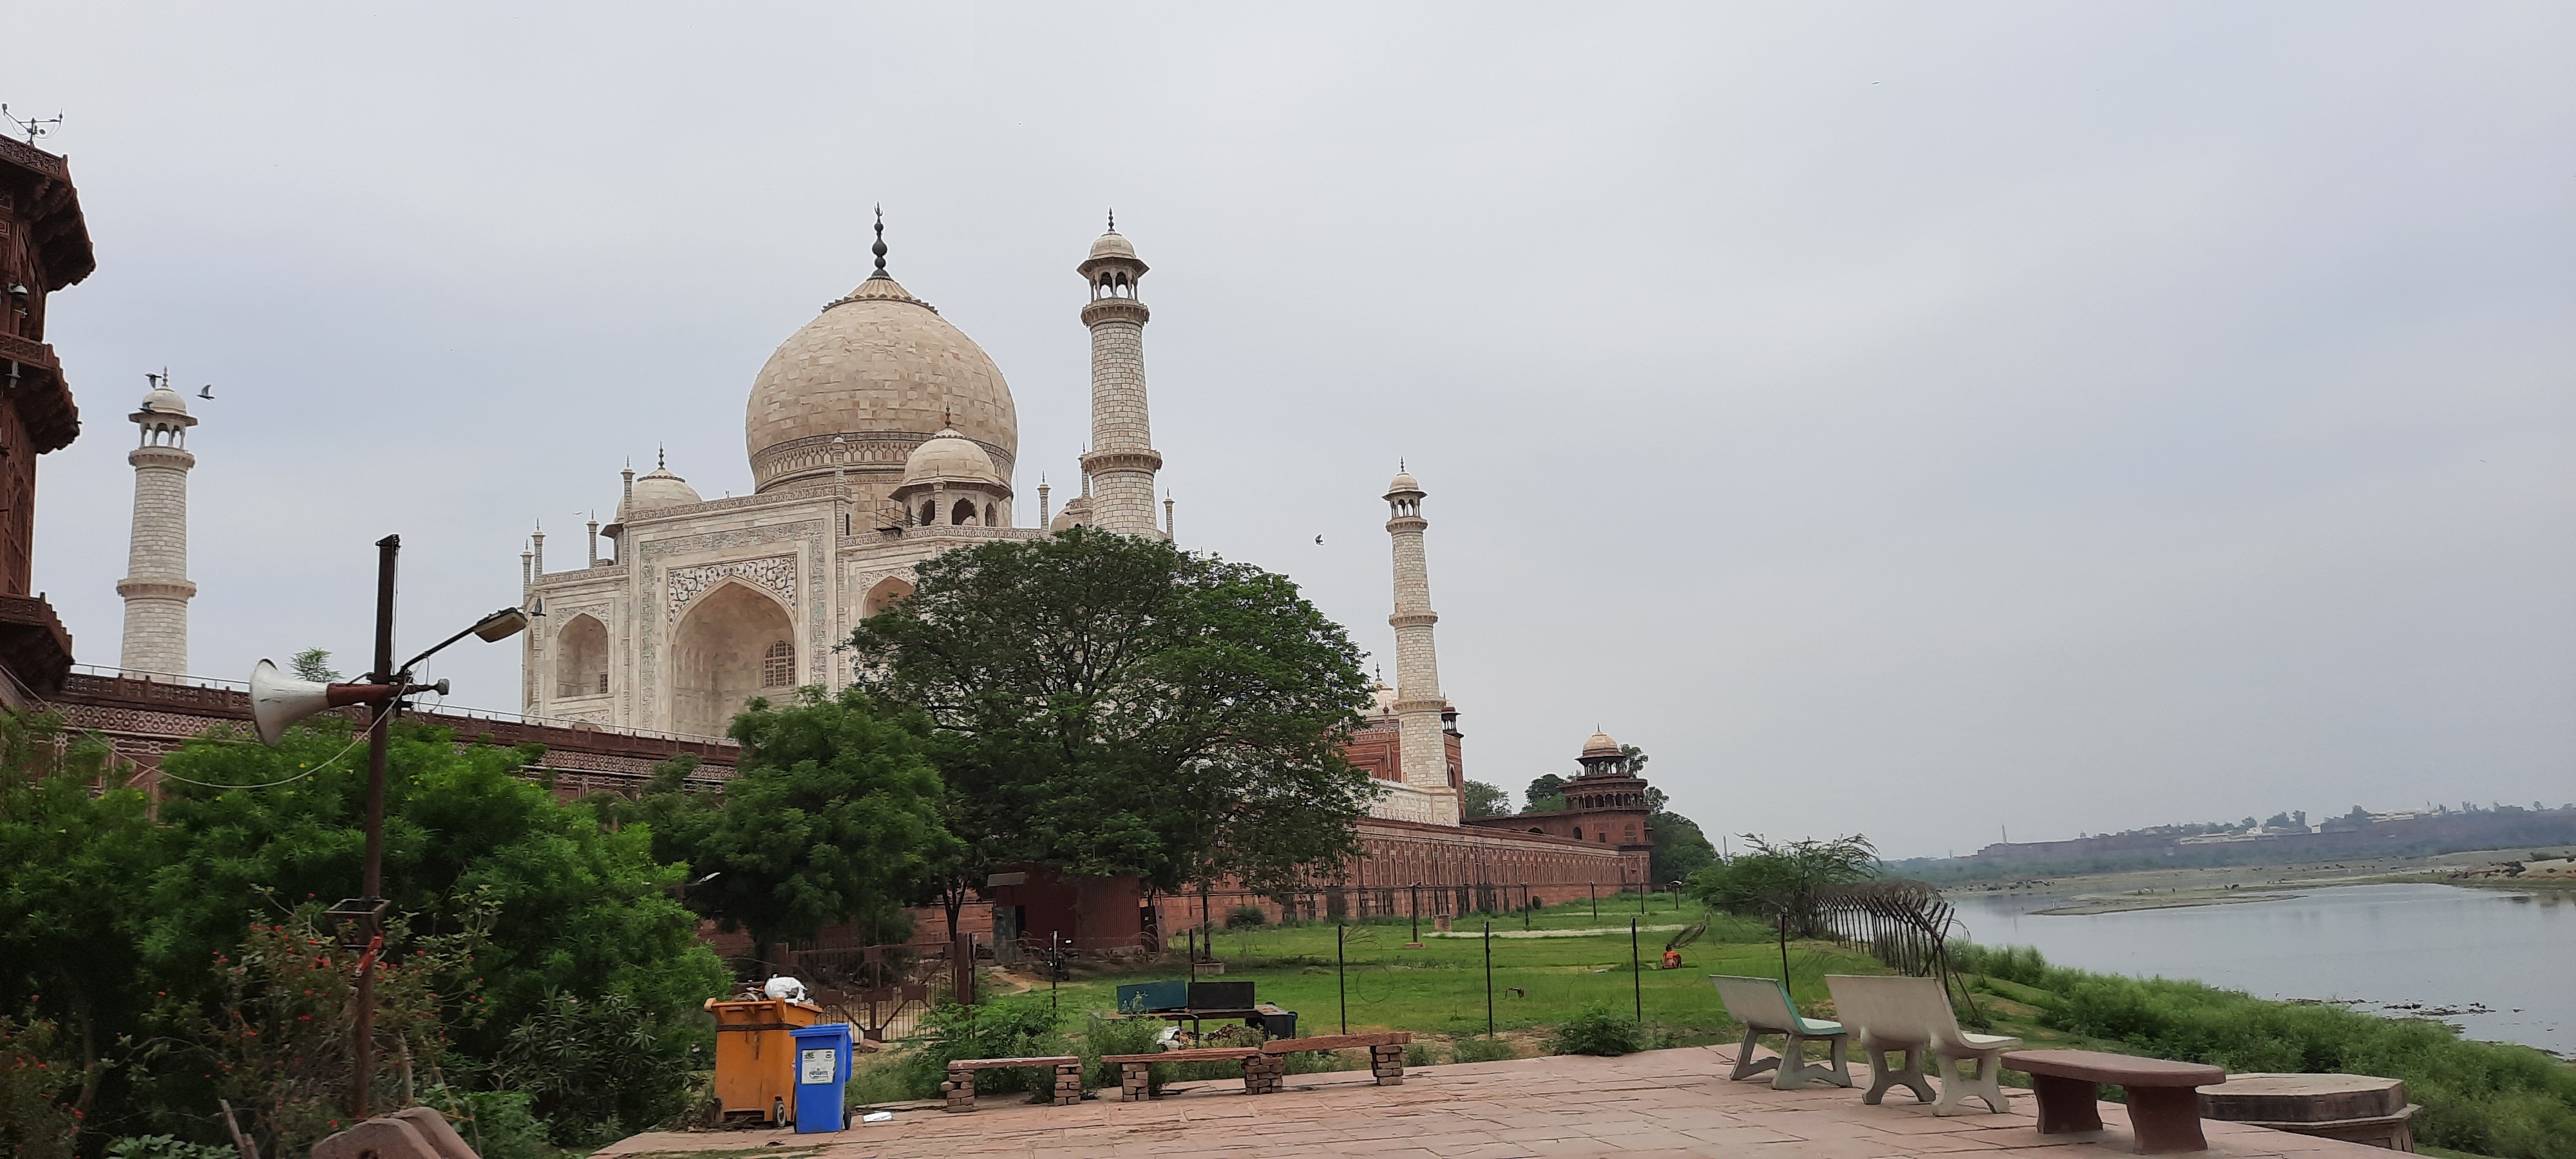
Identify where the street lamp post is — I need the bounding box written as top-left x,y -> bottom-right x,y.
266,534 -> 529,1119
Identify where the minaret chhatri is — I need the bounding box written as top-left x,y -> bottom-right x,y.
1076,211 -> 1164,538
118,373 -> 200,675
1385,464 -> 1460,825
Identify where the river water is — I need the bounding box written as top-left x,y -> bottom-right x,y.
1946,882 -> 2572,1055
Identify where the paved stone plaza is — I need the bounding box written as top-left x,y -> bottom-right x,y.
596,1044 -> 2382,1158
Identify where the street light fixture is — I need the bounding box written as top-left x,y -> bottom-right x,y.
247,534 -> 529,1118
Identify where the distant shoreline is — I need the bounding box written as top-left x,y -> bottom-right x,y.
2028,889 -> 2302,916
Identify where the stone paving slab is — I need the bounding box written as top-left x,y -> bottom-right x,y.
596,1044 -> 2397,1158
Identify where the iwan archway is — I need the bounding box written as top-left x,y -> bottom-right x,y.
670,581 -> 795,737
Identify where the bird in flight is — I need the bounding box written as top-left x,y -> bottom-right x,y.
197,385 -> 214,399
1314,535 -> 1324,545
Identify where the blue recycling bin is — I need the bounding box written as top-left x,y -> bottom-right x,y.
788,1022 -> 853,1133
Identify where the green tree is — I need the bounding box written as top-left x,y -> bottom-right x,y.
1687,833 -> 1879,980
141,717 -> 726,1122
289,648 -> 340,683
1461,780 -> 1511,819
1522,773 -> 1566,812
1645,790 -> 1718,885
0,711 -> 156,1129
638,687 -> 956,965
849,528 -> 1377,930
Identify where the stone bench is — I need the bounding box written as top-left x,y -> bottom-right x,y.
942,1055 -> 1082,1113
2001,1048 -> 2226,1154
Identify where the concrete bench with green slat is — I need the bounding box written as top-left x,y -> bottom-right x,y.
1710,975 -> 1853,1090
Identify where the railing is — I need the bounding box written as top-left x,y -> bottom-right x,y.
65,663 -> 737,749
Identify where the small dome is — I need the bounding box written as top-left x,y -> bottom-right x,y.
1580,730 -> 1622,760
1050,493 -> 1092,532
1089,231 -> 1137,260
902,427 -> 1003,487
1370,683 -> 1398,715
624,464 -> 702,516
1387,470 -> 1421,495
139,385 -> 189,416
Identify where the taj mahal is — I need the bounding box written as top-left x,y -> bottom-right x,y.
512,214 -> 1468,827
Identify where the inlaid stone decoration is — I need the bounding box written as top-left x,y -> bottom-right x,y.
665,554 -> 799,625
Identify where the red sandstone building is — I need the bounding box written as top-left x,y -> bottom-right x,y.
0,134 -> 91,708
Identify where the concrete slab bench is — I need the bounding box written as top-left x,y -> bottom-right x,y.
1103,1032 -> 1416,1101
942,1055 -> 1082,1113
2002,1048 -> 2226,1154
1101,1046 -> 1269,1100
1265,1032 -> 1412,1088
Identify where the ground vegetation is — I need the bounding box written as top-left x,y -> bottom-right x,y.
0,708 -> 728,1156
1954,943 -> 2576,1159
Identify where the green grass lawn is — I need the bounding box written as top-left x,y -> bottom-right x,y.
1005,897 -> 1884,1045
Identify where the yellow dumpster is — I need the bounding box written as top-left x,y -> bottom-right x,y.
705,997 -> 824,1123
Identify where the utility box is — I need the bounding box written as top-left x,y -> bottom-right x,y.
705,996 -> 824,1124
788,1023 -> 855,1133
1188,980 -> 1255,1011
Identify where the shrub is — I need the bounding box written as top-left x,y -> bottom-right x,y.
1956,943 -> 2576,1159
1450,1035 -> 1517,1063
1545,1004 -> 1648,1057
1080,1013 -> 1164,1092
898,997 -> 1067,1099
104,1138 -> 234,1159
1403,1042 -> 1432,1068
0,1015 -> 80,1159
488,990 -> 704,1146
1226,905 -> 1269,929
429,1090 -> 546,1159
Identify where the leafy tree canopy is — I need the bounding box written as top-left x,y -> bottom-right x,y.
1523,773 -> 1566,809
849,528 -> 1378,903
143,718 -> 726,1057
1461,780 -> 1511,819
627,686 -> 956,960
289,648 -> 340,683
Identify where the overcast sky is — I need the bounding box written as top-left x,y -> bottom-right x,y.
17,3 -> 2573,857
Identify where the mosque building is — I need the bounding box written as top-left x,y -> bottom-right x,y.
64,205 -> 1660,954
515,214 -> 1473,828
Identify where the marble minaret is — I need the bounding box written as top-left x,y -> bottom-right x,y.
1076,214 -> 1164,538
118,375 -> 199,675
1385,466 -> 1459,825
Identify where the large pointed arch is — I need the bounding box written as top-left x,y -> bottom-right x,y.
669,579 -> 795,737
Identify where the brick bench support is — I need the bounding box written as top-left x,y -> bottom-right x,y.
941,1055 -> 1083,1113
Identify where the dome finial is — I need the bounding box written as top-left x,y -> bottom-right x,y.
1107,207 -> 1115,232
657,443 -> 666,469
869,203 -> 890,279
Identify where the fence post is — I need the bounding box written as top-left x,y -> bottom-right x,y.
1484,920 -> 1495,1039
1590,881 -> 1598,921
1338,921 -> 1348,1033
1631,917 -> 1642,1023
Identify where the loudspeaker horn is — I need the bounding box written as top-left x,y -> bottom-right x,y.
249,659 -> 399,746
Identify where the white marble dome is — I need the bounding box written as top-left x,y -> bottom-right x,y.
902,427 -> 1003,487
623,464 -> 701,516
744,274 -> 1018,494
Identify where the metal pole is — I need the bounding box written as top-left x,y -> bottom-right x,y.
1589,881 -> 1598,921
353,532 -> 399,1119
1483,920 -> 1494,1039
1631,916 -> 1643,1023
1337,923 -> 1347,1033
